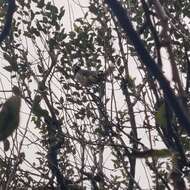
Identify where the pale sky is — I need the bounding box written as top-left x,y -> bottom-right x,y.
0,1 -> 175,189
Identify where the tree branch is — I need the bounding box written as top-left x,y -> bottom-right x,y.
0,0 -> 16,44
105,0 -> 190,136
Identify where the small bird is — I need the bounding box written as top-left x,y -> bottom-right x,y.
73,64 -> 114,86
0,86 -> 21,141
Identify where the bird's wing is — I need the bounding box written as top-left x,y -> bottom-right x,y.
78,69 -> 98,77
75,69 -> 99,85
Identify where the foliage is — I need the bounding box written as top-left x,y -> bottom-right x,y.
0,0 -> 189,189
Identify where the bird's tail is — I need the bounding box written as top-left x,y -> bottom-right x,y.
104,64 -> 115,76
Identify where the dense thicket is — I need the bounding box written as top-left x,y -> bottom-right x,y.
0,0 -> 190,189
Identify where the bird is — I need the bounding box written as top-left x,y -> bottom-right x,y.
0,86 -> 21,141
73,64 -> 114,87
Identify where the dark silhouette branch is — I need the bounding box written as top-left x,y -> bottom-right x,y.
140,0 -> 162,67
32,96 -> 69,190
0,0 -> 16,44
185,45 -> 190,94
105,0 -> 190,136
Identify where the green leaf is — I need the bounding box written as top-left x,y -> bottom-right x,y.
0,95 -> 21,141
155,102 -> 167,128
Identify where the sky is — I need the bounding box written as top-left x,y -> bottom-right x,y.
0,0 -> 175,189
56,0 -> 89,31
52,0 -> 155,188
